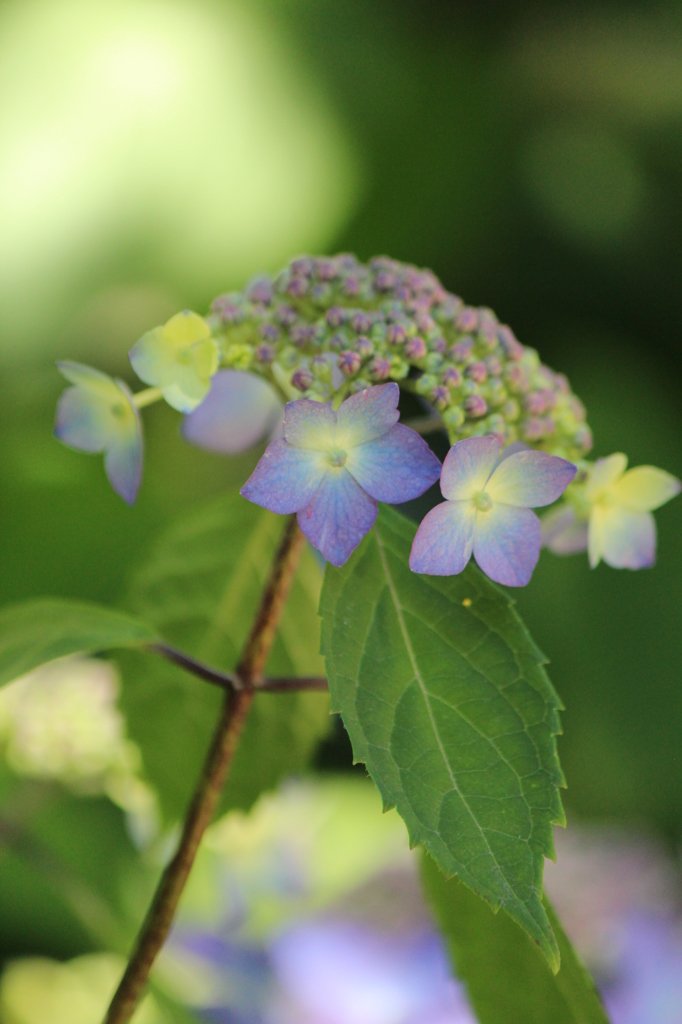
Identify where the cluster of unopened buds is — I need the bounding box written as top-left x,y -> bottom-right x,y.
55,255 -> 680,585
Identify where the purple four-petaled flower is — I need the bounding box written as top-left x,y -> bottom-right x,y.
409,436 -> 576,586
241,384 -> 442,565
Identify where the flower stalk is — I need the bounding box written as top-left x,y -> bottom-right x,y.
103,516 -> 305,1024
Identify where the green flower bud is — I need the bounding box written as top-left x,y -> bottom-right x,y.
223,343 -> 253,370
415,373 -> 438,396
443,405 -> 465,430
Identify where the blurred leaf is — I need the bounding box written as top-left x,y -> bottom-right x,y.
121,492 -> 330,822
320,506 -> 565,969
421,851 -> 610,1024
0,782 -> 147,960
0,599 -> 158,688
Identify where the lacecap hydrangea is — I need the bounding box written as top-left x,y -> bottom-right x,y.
54,254 -> 679,584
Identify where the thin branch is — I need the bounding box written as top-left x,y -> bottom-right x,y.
146,642 -> 241,691
103,516 -> 306,1024
147,641 -> 328,694
258,676 -> 328,693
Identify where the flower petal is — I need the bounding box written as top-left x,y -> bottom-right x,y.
160,366 -> 213,412
473,505 -> 541,587
336,383 -> 400,447
55,386 -> 111,453
284,399 -> 337,450
297,469 -> 377,566
104,387 -> 143,505
439,436 -> 500,501
346,424 -> 442,503
54,363 -> 131,453
585,453 -> 627,501
162,310 -> 211,346
486,450 -> 576,507
541,505 -> 588,555
57,361 -> 120,396
241,439 -> 325,514
183,371 -> 283,453
409,500 -> 476,575
611,466 -> 681,512
129,327 -> 175,387
55,368 -> 143,503
589,504 -> 655,569
130,316 -> 219,413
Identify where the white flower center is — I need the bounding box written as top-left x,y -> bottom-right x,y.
475,491 -> 493,512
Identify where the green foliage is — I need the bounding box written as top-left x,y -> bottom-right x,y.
0,599 -> 158,689
421,852 -> 610,1023
320,506 -> 565,969
0,775 -> 146,960
121,492 -> 330,822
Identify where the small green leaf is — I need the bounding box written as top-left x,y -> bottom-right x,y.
121,493 -> 330,822
320,505 -> 565,968
0,599 -> 158,688
420,852 -> 610,1023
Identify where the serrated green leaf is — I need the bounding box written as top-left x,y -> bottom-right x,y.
120,493 -> 330,822
420,852 -> 610,1023
320,505 -> 565,969
0,599 -> 158,688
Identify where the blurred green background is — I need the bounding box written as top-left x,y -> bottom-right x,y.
0,0 -> 681,1008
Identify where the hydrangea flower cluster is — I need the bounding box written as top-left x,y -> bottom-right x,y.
208,254 -> 592,461
53,253 -> 679,584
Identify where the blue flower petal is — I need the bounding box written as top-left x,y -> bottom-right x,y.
409,500 -> 477,575
104,418 -> 143,506
336,383 -> 400,447
55,385 -> 111,453
183,371 -> 283,454
347,424 -> 441,503
440,437 -> 500,501
54,365 -> 143,504
541,506 -> 588,555
297,469 -> 377,566
487,450 -> 576,508
240,439 -> 325,514
284,399 -> 337,449
473,504 -> 541,586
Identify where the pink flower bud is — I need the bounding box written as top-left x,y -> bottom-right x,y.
457,307 -> 479,332
498,325 -> 524,361
339,350 -> 362,376
291,368 -> 314,391
387,323 -> 407,346
369,357 -> 391,381
464,395 -> 488,418
465,361 -> 488,384
405,337 -> 427,360
442,366 -> 463,388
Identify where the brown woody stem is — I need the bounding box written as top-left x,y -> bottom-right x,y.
103,516 -> 306,1024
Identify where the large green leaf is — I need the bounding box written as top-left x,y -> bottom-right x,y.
121,493 -> 330,822
421,852 -> 610,1023
320,505 -> 565,968
0,599 -> 158,688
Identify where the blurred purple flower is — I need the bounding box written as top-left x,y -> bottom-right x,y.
602,914 -> 682,1024
268,920 -> 475,1024
241,384 -> 441,566
410,436 -> 576,586
183,371 -> 284,454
